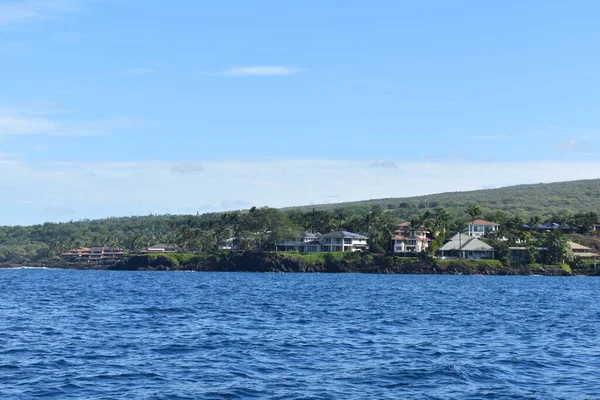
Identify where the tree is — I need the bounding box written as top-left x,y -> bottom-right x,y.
543,231 -> 573,264
466,204 -> 482,222
362,210 -> 396,253
242,207 -> 294,251
425,207 -> 452,239
528,215 -> 541,231
573,211 -> 598,234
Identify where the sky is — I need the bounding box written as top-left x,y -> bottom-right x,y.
1,0 -> 600,225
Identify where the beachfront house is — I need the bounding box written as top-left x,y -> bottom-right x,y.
465,219 -> 499,238
277,231 -> 368,253
61,247 -> 125,263
391,222 -> 430,253
277,232 -> 323,252
438,233 -> 496,260
141,244 -> 178,253
569,242 -> 600,260
522,222 -> 583,234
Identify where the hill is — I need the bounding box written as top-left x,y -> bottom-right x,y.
282,179 -> 600,220
0,178 -> 599,262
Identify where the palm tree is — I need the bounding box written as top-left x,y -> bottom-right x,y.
466,204 -> 482,236
466,204 -> 482,222
528,215 -> 541,232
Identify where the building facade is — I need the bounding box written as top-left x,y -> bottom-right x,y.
277,231 -> 368,253
391,222 -> 430,253
141,244 -> 178,253
465,219 -> 499,237
438,233 -> 495,260
61,247 -> 125,263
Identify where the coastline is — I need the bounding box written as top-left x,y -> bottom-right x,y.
2,252 -> 597,276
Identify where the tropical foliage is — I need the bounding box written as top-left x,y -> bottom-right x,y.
0,179 -> 599,263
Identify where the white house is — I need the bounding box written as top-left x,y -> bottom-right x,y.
277,232 -> 322,252
141,244 -> 178,253
277,231 -> 368,253
465,219 -> 499,237
438,233 -> 496,260
391,222 -> 430,253
219,238 -> 235,250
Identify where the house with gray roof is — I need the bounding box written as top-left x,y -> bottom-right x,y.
277,231 -> 369,253
438,233 -> 496,260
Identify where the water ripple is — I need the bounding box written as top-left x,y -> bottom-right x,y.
0,270 -> 599,399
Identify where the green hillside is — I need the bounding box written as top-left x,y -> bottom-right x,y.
0,179 -> 599,263
283,179 -> 600,220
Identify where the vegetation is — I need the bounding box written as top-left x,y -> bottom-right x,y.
0,179 -> 599,271
283,178 -> 600,220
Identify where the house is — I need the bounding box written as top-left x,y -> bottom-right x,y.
219,238 -> 238,251
276,231 -> 369,253
438,233 -> 496,260
594,221 -> 600,233
570,242 -> 600,259
61,247 -> 125,263
277,232 -> 323,252
320,231 -> 369,252
141,244 -> 178,253
522,223 -> 582,234
391,222 -> 430,253
465,219 -> 499,237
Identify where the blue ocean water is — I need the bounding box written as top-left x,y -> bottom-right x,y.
0,270 -> 599,399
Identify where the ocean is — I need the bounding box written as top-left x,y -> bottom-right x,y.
1,269 -> 599,399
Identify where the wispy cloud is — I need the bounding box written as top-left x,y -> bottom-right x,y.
122,67 -> 158,76
211,66 -> 303,77
170,163 -> 204,175
4,158 -> 600,225
471,134 -> 512,140
369,160 -> 398,169
0,0 -> 83,29
553,139 -> 592,153
0,115 -> 56,135
0,152 -> 22,158
0,108 -> 141,137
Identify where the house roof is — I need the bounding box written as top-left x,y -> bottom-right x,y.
570,242 -> 592,251
465,219 -> 498,226
300,232 -> 321,238
320,231 -> 368,239
439,234 -> 494,252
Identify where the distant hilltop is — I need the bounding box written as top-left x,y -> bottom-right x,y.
282,179 -> 600,219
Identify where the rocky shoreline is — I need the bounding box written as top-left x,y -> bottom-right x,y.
2,252 -> 598,276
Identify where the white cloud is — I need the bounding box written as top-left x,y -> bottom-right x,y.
0,109 -> 141,137
552,139 -> 592,153
122,67 -> 158,76
170,163 -> 204,175
0,152 -> 22,158
2,158 -> 600,225
0,0 -> 82,29
369,160 -> 398,169
0,115 -> 56,135
213,66 -> 303,77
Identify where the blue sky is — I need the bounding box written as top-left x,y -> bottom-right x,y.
1,0 -> 600,225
